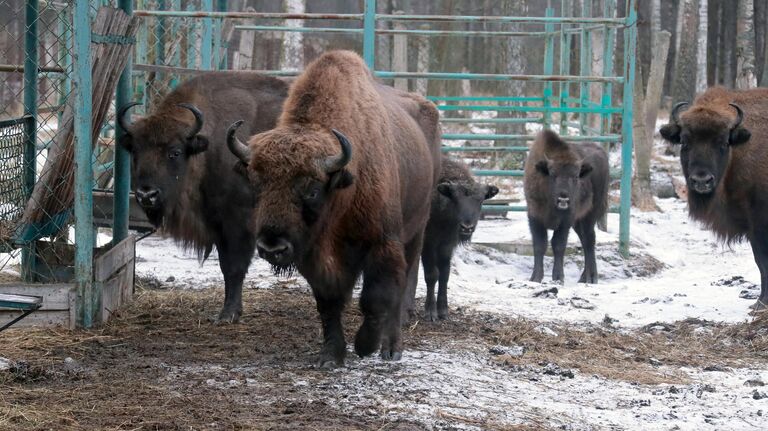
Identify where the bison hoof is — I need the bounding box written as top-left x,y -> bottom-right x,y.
578,272 -> 598,284
316,356 -> 343,369
425,307 -> 439,322
210,308 -> 242,325
437,308 -> 449,320
530,273 -> 544,283
354,324 -> 382,358
380,349 -> 402,361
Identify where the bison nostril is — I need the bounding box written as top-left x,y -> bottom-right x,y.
256,237 -> 292,257
460,223 -> 475,232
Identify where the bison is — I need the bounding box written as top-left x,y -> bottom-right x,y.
117,71 -> 289,323
226,50 -> 441,367
659,86 -> 768,310
524,130 -> 609,284
419,156 -> 498,321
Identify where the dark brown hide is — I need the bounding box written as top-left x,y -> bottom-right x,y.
118,71 -> 288,322
524,130 -> 609,284
419,156 -> 497,321
659,86 -> 768,310
236,50 -> 440,367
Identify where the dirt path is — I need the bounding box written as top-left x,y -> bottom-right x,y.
2,286 -> 767,430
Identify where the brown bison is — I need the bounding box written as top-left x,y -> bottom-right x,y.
524,130 -> 609,284
117,71 -> 289,323
418,156 -> 498,321
659,87 -> 768,310
227,51 -> 440,367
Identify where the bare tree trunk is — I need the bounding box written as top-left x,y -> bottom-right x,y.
707,0 -> 721,85
660,0 -> 679,98
719,1 -> 738,86
736,0 -> 757,88
634,32 -> 671,211
652,0 -> 661,32
696,0 -> 708,92
392,18 -> 408,91
754,0 -> 767,82
672,0 -> 699,104
280,0 -> 304,71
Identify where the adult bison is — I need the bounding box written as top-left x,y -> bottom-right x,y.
227,50 -> 441,367
524,130 -> 609,284
419,156 -> 498,321
117,71 -> 289,323
659,86 -> 768,310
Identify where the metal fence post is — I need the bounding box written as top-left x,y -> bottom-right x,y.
363,0 -> 376,69
114,0 -> 133,245
542,7 -> 555,129
21,0 -> 39,281
201,0 -> 213,70
73,0 -> 95,327
619,0 -> 637,257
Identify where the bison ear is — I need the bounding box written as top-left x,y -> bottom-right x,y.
729,127 -> 751,146
484,185 -> 499,200
233,161 -> 248,178
535,160 -> 549,176
659,124 -> 681,143
185,134 -> 210,155
329,169 -> 354,190
437,182 -> 453,198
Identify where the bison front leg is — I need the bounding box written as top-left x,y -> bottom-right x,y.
750,235 -> 768,311
215,238 -> 255,324
529,217 -> 548,283
551,224 -> 570,283
436,245 -> 453,320
575,219 -> 598,284
356,243 -> 406,361
314,292 -> 347,368
421,238 -> 439,322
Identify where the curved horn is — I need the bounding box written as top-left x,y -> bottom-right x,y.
116,102 -> 140,136
177,103 -> 204,139
729,103 -> 744,129
670,102 -> 689,124
324,129 -> 353,173
226,120 -> 251,164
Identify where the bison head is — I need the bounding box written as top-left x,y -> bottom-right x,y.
659,102 -> 751,195
535,154 -> 593,212
227,121 -> 354,273
437,181 -> 498,242
116,102 -> 210,225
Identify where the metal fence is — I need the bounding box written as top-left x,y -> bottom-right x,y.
130,0 -> 637,255
0,0 -> 135,328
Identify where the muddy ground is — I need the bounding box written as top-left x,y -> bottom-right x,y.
2,282 -> 767,431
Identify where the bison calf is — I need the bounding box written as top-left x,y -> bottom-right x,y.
421,157 -> 498,321
659,87 -> 768,311
524,130 -> 609,284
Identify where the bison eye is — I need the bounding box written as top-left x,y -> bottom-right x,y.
168,148 -> 182,159
304,188 -> 320,201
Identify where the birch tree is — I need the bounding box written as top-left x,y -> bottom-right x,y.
281,0 -> 305,71
735,0 -> 756,88
671,0 -> 699,104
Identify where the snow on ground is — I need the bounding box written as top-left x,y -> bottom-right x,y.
132,193 -> 767,430
136,197 -> 759,329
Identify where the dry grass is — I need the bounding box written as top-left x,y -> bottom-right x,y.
1,287 -> 767,429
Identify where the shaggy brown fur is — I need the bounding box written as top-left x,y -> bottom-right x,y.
659,86 -> 768,310
233,50 -> 441,367
524,130 -> 609,284
118,71 -> 288,323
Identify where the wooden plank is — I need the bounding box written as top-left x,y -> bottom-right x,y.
99,263 -> 134,322
0,309 -> 71,328
0,293 -> 43,306
0,284 -> 75,310
94,235 -> 135,282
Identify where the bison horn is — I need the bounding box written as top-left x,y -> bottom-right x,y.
177,103 -> 204,139
116,102 -> 141,136
226,120 -> 251,164
324,129 -> 353,173
670,102 -> 689,124
729,103 -> 744,129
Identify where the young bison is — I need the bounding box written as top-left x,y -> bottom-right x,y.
421,157 -> 498,321
524,130 -> 609,284
659,86 -> 768,311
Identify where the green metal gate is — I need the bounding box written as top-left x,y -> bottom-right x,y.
130,0 -> 637,256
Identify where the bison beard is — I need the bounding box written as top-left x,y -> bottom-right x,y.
117,71 -> 289,324
659,86 -> 768,311
228,50 -> 440,367
523,130 -> 609,284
